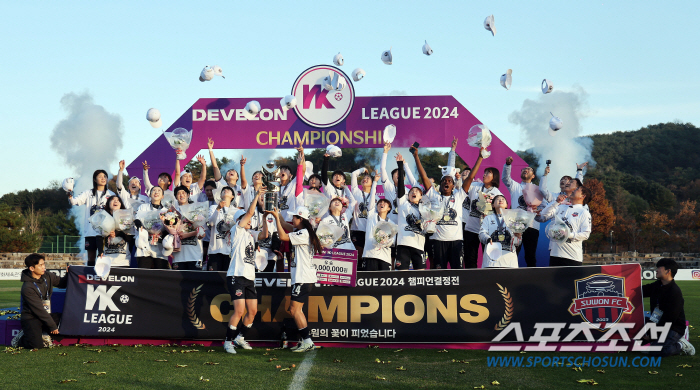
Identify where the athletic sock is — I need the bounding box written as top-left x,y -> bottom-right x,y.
298,327 -> 310,340
225,325 -> 237,341
238,323 -> 252,339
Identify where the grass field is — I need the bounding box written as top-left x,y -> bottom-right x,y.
0,280 -> 22,309
0,281 -> 697,389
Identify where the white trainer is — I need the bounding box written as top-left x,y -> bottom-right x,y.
292,339 -> 315,353
223,340 -> 236,354
10,330 -> 23,348
234,336 -> 252,350
679,337 -> 695,356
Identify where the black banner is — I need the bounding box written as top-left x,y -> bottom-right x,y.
60,265 -> 643,343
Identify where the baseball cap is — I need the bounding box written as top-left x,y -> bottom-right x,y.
542,79 -> 553,94
244,100 -> 261,118
484,15 -> 496,36
549,113 -> 563,131
422,40 -> 433,55
146,108 -> 162,128
383,124 -> 396,143
352,68 -> 366,81
199,66 -> 214,82
233,209 -> 246,222
381,47 -> 392,65
280,95 -> 297,111
326,144 -> 342,157
500,69 -> 512,90
294,206 -> 310,220
333,52 -> 344,66
212,65 -> 225,79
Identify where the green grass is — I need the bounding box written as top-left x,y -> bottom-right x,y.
0,281 -> 22,308
0,281 -> 697,389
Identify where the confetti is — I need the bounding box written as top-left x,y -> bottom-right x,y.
280,368 -> 292,372
333,359 -> 343,363
452,359 -> 470,364
368,345 -> 379,349
199,376 -> 210,382
269,358 -> 279,362
491,381 -> 500,386
648,371 -> 658,375
576,379 -> 598,385
155,359 -> 168,362
438,349 -> 449,353
89,372 -> 107,376
207,350 -> 216,352
276,365 -> 281,369
374,376 -> 386,381
677,364 -> 693,368
175,364 -> 188,368
87,349 -> 102,353
204,362 -> 219,365
573,367 -> 583,372
396,366 -> 407,371
83,361 -> 98,364
393,349 -> 403,353
597,370 -> 605,374
676,373 -> 683,377
474,386 -> 485,389
57,353 -> 67,356
292,364 -> 296,368
58,379 -> 77,384
459,370 -> 467,374
519,351 -> 527,354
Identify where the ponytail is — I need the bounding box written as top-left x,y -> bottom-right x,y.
298,219 -> 323,255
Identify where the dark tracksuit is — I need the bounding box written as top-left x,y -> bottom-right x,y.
19,269 -> 67,349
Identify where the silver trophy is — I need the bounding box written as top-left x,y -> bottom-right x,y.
262,160 -> 281,211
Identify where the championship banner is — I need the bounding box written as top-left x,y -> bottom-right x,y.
313,248 -> 357,287
60,264 -> 644,343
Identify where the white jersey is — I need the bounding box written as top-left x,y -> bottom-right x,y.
350,170 -> 379,232
116,179 -> 149,210
289,229 -> 318,284
143,171 -> 174,199
134,202 -> 166,259
172,203 -> 203,263
255,214 -> 279,262
277,179 -> 298,222
103,235 -> 131,267
424,186 -> 468,242
226,224 -> 256,280
70,189 -> 114,237
463,183 -> 503,234
362,210 -> 395,264
539,170 -> 585,203
396,194 -> 426,250
207,204 -> 235,255
479,213 -> 521,268
539,203 -> 591,262
320,208 -> 355,250
381,152 -> 419,224
502,164 -> 540,231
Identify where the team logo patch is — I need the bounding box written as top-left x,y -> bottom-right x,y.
568,274 -> 635,331
235,289 -> 243,297
572,212 -> 579,217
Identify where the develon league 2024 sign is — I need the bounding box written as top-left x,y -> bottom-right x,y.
126,64 -> 528,199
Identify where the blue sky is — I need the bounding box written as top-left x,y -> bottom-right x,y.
1,1 -> 698,195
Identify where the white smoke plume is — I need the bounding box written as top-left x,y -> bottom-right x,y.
50,92 -> 124,241
508,86 -> 595,183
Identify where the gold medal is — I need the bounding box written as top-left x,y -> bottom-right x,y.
498,234 -> 505,242
444,215 -> 451,221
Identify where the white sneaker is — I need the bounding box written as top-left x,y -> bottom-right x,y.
10,330 -> 23,348
288,342 -> 301,351
292,339 -> 314,353
223,340 -> 236,354
234,336 -> 252,350
679,337 -> 695,356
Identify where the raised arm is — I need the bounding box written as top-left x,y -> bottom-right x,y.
267,209 -> 293,241
351,167 -> 366,191
321,154 -> 330,185
296,147 -> 305,197
403,159 -> 419,188
142,160 -> 154,193
239,156 -> 248,190
396,155 -> 406,199
174,159 -> 182,187
368,173 -> 379,211
502,157 -> 515,191
209,138 -> 222,182
447,136 -> 457,167
258,213 -> 270,241
196,154 -> 207,189
462,149 -> 486,193
410,145 -> 432,190
239,188 -> 262,228
575,162 -> 587,182
539,166 -> 553,203
117,160 -> 126,191
381,142 -> 391,182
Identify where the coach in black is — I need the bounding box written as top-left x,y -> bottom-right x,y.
642,258 -> 695,356
12,254 -> 68,349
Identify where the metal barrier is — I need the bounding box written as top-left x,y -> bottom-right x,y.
37,236 -> 81,253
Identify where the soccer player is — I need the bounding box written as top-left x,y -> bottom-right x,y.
207,186 -> 237,271
116,160 -> 149,209
395,153 -> 427,270
171,185 -> 204,270
412,138 -> 484,269
142,160 -> 173,198
103,195 -> 132,268
320,195 -> 357,251
537,179 -> 592,266
361,173 -> 396,271
502,156 -> 540,267
381,142 -> 420,224
13,254 -> 67,349
350,167 -> 379,259
223,189 -> 264,354
539,162 -> 587,203
478,195 -> 521,268
69,169 -> 114,266
134,187 -> 169,269
267,206 -> 323,353
174,154 -> 208,199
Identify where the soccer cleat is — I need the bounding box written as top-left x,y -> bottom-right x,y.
288,342 -> 301,351
292,339 -> 315,353
10,330 -> 24,348
234,336 -> 252,350
223,340 -> 236,354
679,337 -> 695,356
